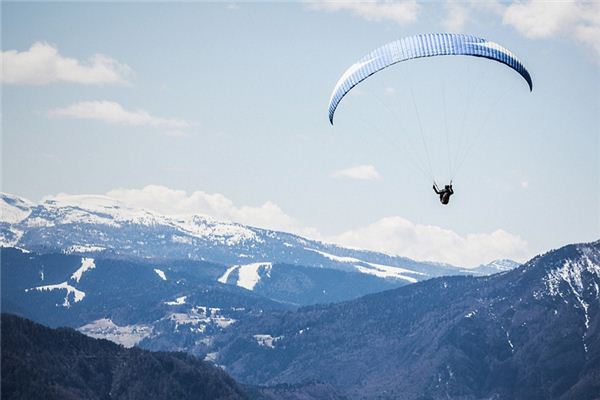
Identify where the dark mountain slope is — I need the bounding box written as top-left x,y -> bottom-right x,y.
0,313 -> 248,400
0,248 -> 404,358
213,241 -> 600,400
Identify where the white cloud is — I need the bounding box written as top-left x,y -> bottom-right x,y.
48,101 -> 190,131
329,216 -> 530,267
106,185 -> 318,237
442,1 -> 469,32
103,185 -> 528,267
575,23 -> 600,58
437,1 -> 600,60
501,1 -> 600,60
331,164 -> 381,180
502,1 -> 581,38
313,0 -> 600,62
520,180 -> 529,189
1,42 -> 131,85
307,1 -> 419,25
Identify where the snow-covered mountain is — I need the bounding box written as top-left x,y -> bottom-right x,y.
0,192 -> 499,282
470,259 -> 521,275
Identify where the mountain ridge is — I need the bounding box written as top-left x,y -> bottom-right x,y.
0,191 -> 515,281
211,240 -> 600,400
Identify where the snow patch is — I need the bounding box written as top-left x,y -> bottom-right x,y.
154,268 -> 167,281
0,194 -> 33,224
165,295 -> 187,305
71,257 -> 96,283
218,262 -> 272,291
306,248 -> 424,282
254,334 -> 283,348
166,306 -> 236,333
306,248 -> 361,263
64,245 -> 106,254
218,265 -> 237,284
355,262 -> 422,283
171,235 -> 192,245
505,330 -> 514,353
26,281 -> 85,307
78,318 -> 152,348
543,254 -> 600,352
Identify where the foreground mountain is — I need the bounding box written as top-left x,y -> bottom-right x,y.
212,241 -> 600,400
0,313 -> 249,400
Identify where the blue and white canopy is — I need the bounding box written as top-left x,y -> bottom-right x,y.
328,33 -> 533,124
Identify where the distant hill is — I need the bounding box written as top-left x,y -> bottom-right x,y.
212,240 -> 600,400
0,313 -> 248,400
0,191 -> 520,343
0,192 -> 511,286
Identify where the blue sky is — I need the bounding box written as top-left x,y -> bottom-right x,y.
2,1 -> 599,266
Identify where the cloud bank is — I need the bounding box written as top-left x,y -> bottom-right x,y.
442,1 -> 470,32
308,0 -> 600,61
307,1 -> 419,25
103,185 -> 529,267
1,42 -> 131,85
330,216 -> 529,267
48,101 -> 190,131
501,0 -> 600,60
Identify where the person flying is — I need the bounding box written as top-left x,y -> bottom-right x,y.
327,34 -> 532,204
433,182 -> 454,205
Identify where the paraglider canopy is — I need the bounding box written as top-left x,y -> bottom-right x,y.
328,33 -> 532,125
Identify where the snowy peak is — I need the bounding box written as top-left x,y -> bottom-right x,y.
535,241 -> 600,299
1,191 -> 501,280
1,192 -> 260,252
470,259 -> 520,275
0,193 -> 34,224
484,259 -> 520,271
43,194 -> 127,211
39,194 -> 170,227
